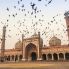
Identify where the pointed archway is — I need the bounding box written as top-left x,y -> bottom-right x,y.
42,54 -> 46,60
65,53 -> 69,60
25,43 -> 37,61
47,54 -> 52,60
53,53 -> 58,60
59,53 -> 64,60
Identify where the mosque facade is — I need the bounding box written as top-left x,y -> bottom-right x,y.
0,12 -> 69,62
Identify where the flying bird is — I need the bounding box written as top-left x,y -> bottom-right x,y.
48,0 -> 52,4
31,3 -> 36,9
6,8 -> 9,11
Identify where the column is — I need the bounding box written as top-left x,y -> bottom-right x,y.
64,53 -> 65,60
46,54 -> 48,60
37,47 -> 42,60
37,47 -> 39,60
17,55 -> 19,61
58,54 -> 59,60
10,56 -> 12,61
14,56 -> 15,61
52,54 -> 54,60
22,44 -> 26,61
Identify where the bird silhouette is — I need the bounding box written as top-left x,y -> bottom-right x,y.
31,3 -> 36,9
38,0 -> 42,1
48,0 -> 52,4
6,8 -> 9,11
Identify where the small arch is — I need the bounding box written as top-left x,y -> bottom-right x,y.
42,54 -> 46,60
47,54 -> 52,60
59,53 -> 64,60
53,53 -> 58,60
11,55 -> 14,61
19,55 -> 23,60
15,55 -> 18,61
7,55 -> 10,61
65,53 -> 69,60
4,56 -> 7,61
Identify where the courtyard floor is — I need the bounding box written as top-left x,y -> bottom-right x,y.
0,61 -> 69,69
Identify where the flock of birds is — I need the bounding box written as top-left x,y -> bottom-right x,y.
0,0 -> 68,46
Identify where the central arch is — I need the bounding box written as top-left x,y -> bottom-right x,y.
25,43 -> 37,61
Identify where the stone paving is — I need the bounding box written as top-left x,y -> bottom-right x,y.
0,61 -> 69,69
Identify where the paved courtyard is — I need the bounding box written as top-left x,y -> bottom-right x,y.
0,61 -> 69,69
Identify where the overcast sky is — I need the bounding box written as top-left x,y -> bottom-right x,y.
0,0 -> 69,49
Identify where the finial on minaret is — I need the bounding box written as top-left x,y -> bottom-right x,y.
38,32 -> 40,36
1,26 -> 6,62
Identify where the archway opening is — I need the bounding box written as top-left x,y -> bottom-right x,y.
25,43 -> 37,60
53,53 -> 58,60
48,54 -> 52,60
65,53 -> 69,60
11,55 -> 14,61
59,53 -> 64,60
19,55 -> 23,60
15,55 -> 18,61
7,56 -> 10,61
31,52 -> 37,61
4,56 -> 7,61
42,54 -> 46,60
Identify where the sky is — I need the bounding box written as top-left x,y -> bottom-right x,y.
0,0 -> 69,49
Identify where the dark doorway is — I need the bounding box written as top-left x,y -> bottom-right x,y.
12,55 -> 14,61
42,54 -> 46,60
65,53 -> 69,60
19,55 -> 23,60
48,54 -> 52,60
59,53 -> 64,60
7,56 -> 10,61
15,55 -> 18,61
53,53 -> 58,60
31,52 -> 37,61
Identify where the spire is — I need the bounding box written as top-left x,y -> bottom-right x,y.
1,26 -> 6,62
64,11 -> 69,45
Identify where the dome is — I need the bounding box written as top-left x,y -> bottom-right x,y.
15,40 -> 22,49
31,32 -> 38,37
49,36 -> 61,46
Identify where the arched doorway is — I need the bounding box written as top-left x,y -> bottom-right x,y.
31,52 -> 37,61
65,53 -> 69,60
48,54 -> 52,60
11,55 -> 14,61
59,53 -> 64,60
42,54 -> 46,60
19,55 -> 23,60
15,55 -> 18,61
53,53 -> 58,60
7,55 -> 10,61
25,43 -> 37,61
4,56 -> 7,61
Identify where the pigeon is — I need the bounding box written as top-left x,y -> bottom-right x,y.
6,8 -> 9,11
48,0 -> 52,4
31,3 -> 36,9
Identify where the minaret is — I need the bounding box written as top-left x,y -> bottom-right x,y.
64,11 -> 69,45
1,26 -> 6,61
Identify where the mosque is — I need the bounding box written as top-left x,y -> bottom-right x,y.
0,12 -> 69,62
